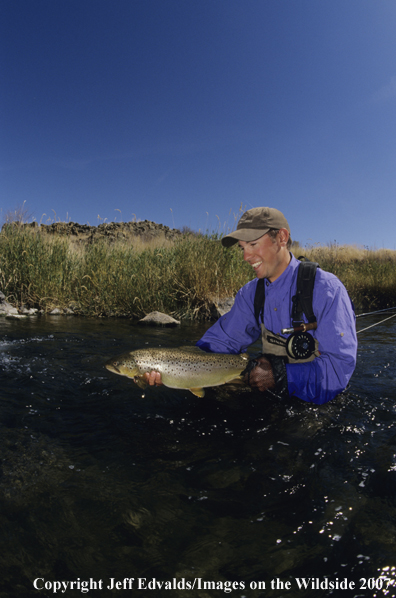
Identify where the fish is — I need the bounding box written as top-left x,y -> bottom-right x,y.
105,346 -> 249,397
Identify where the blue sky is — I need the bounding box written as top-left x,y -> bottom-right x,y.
1,0 -> 396,248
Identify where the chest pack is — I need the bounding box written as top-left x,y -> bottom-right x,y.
253,260 -> 319,362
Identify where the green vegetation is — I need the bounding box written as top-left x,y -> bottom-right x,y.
0,224 -> 395,319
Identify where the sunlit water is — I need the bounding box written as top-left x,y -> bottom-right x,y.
0,314 -> 395,598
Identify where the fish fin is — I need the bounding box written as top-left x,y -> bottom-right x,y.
133,376 -> 148,389
189,387 -> 205,398
226,376 -> 245,385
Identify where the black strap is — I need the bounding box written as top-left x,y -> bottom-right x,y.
254,278 -> 265,324
253,260 -> 318,325
291,261 -> 318,325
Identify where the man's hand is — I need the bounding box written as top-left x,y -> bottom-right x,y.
142,371 -> 163,386
243,355 -> 276,392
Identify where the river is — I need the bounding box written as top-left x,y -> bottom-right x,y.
0,314 -> 395,598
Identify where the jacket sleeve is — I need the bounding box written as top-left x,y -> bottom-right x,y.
286,274 -> 357,404
196,280 -> 261,354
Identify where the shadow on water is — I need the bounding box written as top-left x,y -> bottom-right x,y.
0,315 -> 395,597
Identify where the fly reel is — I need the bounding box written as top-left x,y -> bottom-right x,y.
286,331 -> 316,360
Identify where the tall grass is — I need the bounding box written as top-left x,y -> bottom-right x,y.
0,226 -> 253,318
0,226 -> 395,318
297,242 -> 396,311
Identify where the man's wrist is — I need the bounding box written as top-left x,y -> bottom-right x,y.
266,355 -> 289,397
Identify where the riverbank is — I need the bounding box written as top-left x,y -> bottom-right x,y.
1,222 -> 395,319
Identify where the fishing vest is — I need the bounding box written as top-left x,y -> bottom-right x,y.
253,260 -> 320,363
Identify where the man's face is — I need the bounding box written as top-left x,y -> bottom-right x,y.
238,230 -> 290,281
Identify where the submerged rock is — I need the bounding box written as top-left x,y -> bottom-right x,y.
6,314 -> 28,320
0,291 -> 18,316
48,306 -> 77,315
19,305 -> 39,316
139,311 -> 180,326
209,296 -> 235,319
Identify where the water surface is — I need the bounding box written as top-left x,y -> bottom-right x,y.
0,315 -> 395,597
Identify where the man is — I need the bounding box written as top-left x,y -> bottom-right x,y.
145,207 -> 357,405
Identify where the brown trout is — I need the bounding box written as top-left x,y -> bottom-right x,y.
105,346 -> 249,397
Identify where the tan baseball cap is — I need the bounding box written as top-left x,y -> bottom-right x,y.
221,207 -> 290,247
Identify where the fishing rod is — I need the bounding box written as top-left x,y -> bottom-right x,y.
356,306 -> 396,318
355,306 -> 396,334
280,307 -> 396,344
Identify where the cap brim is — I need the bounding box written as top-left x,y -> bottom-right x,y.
221,228 -> 269,247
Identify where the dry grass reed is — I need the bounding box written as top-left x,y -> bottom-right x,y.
1,225 -> 395,318
296,242 -> 396,312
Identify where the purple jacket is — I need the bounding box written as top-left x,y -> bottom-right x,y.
197,254 -> 357,404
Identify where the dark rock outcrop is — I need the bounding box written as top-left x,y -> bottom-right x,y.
3,220 -> 184,245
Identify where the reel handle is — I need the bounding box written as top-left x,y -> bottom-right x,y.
281,322 -> 317,335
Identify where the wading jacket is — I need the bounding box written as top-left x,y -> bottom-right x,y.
196,254 -> 357,405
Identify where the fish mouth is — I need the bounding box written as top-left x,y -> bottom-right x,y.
105,362 -> 121,374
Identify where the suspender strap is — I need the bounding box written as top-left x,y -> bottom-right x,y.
253,260 -> 319,326
291,261 -> 318,325
254,278 -> 265,324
